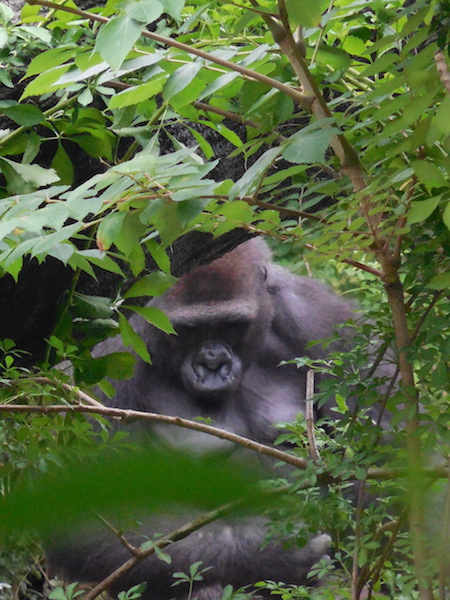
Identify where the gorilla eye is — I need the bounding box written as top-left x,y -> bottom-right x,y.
262,265 -> 268,281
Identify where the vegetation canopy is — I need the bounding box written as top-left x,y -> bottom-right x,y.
0,0 -> 449,599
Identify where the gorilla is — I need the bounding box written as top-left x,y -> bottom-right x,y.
46,238 -> 392,600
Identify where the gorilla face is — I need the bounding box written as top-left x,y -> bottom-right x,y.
180,340 -> 243,398
47,238 -> 392,600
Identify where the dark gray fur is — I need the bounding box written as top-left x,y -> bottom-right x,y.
47,239 -> 391,599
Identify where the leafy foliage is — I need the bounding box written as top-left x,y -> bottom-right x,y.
0,0 -> 449,598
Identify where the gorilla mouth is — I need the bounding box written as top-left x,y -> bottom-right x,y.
181,342 -> 243,399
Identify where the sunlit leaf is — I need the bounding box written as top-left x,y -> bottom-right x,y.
427,272 -> 450,290
229,147 -> 281,200
109,76 -> 166,109
0,158 -> 59,186
286,0 -> 324,27
163,62 -> 202,101
95,14 -> 144,71
125,0 -> 163,24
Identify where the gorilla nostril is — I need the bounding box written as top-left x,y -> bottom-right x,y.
194,364 -> 207,380
219,363 -> 231,377
198,345 -> 231,371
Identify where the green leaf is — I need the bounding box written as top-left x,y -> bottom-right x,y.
78,352 -> 136,384
0,102 -> 44,126
96,212 -> 126,252
51,143 -> 74,186
427,272 -> 450,290
443,202 -> 450,231
21,64 -> 72,99
124,272 -> 177,298
115,213 -> 146,257
286,0 -> 324,27
282,122 -> 340,165
77,250 -> 125,277
0,28 -> 7,49
24,48 -> 75,78
361,52 -> 399,77
163,62 -> 202,101
125,305 -> 176,334
47,243 -> 74,265
434,95 -> 450,136
128,243 -> 146,277
125,0 -> 163,24
73,293 -> 114,319
0,448 -> 258,534
0,158 -> 59,187
411,160 -> 447,189
31,223 -> 81,258
407,197 -> 440,225
161,0 -> 184,20
229,147 -> 281,200
145,240 -> 171,274
119,313 -> 152,364
316,45 -> 351,71
108,76 -> 166,109
342,35 -> 367,55
95,14 -> 144,72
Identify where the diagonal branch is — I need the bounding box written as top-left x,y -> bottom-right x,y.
26,0 -> 314,112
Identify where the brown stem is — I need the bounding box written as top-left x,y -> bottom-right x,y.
434,49 -> 450,95
305,370 -> 320,461
379,260 -> 434,600
252,0 -> 363,182
83,499 -> 242,600
351,483 -> 365,600
0,402 -> 447,480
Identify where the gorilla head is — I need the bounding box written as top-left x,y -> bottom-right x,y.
47,239 -> 389,599
152,241 -> 272,403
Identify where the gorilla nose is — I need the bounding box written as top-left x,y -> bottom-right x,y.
197,344 -> 231,371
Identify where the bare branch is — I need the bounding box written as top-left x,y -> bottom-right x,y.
0,400 -> 447,481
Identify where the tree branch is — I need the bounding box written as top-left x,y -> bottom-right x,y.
26,0 -> 313,112
0,401 -> 447,481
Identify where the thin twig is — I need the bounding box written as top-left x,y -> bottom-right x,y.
305,370 -> 320,461
96,516 -> 141,557
351,482 -> 365,600
82,498 -> 243,600
26,0 -> 313,111
0,402 -> 448,480
435,49 -> 450,95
